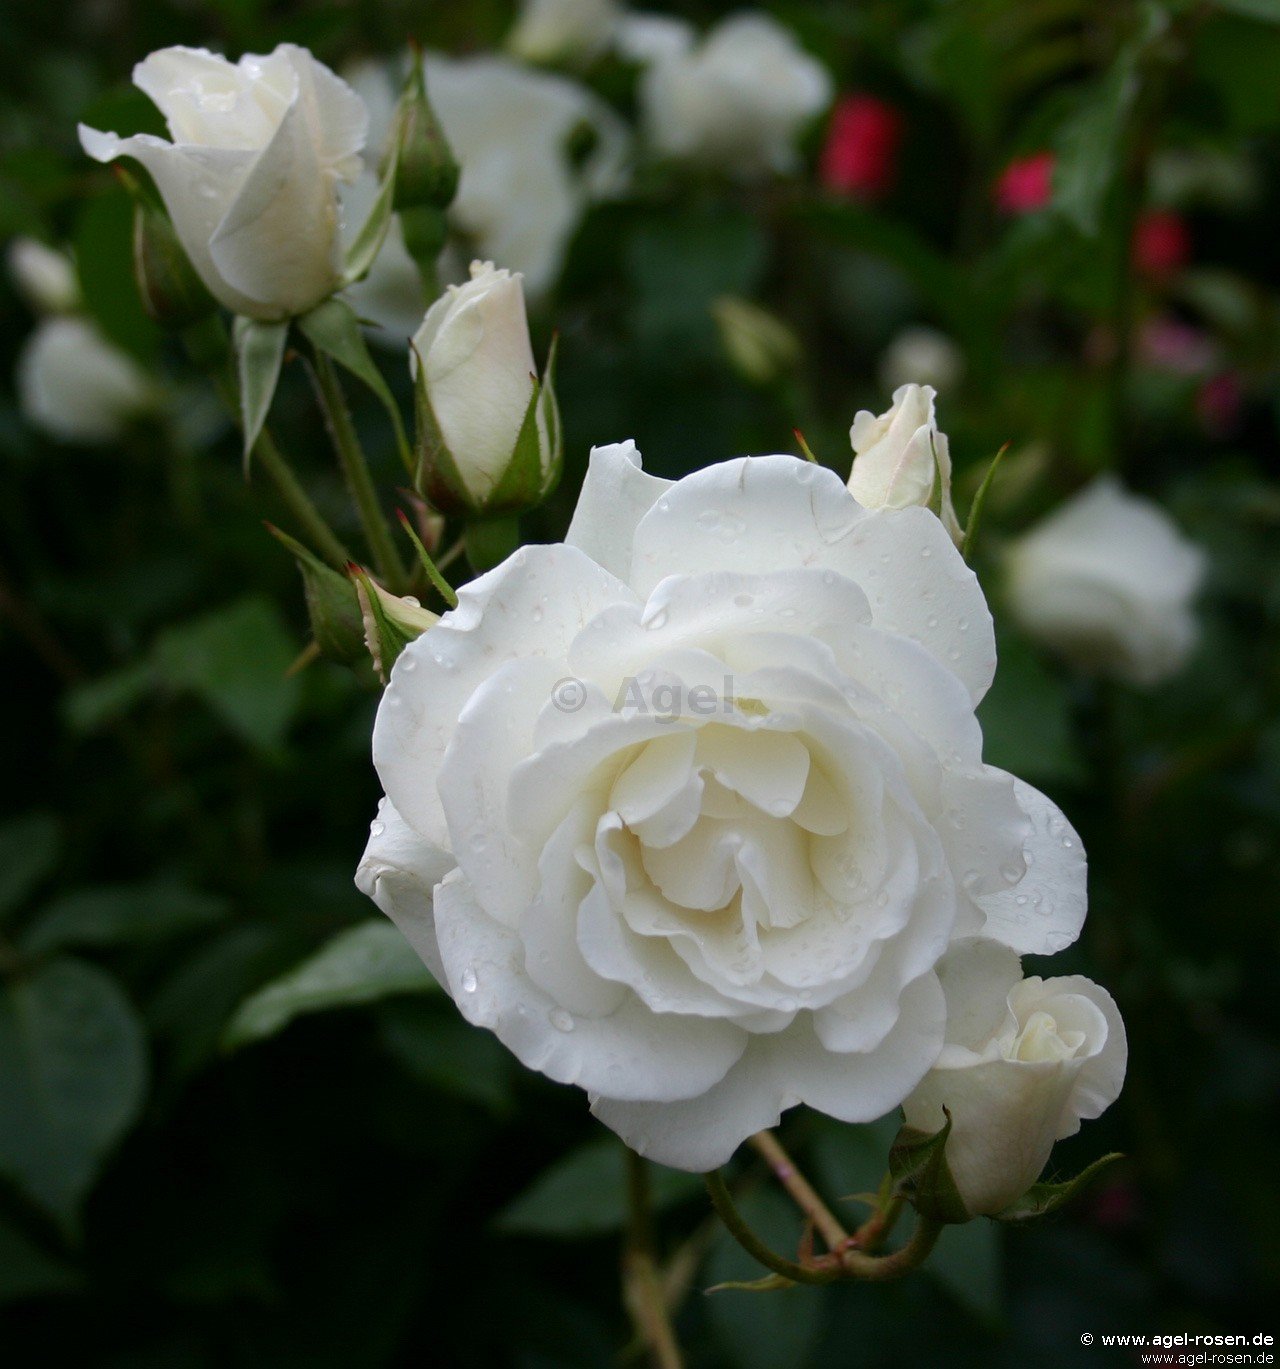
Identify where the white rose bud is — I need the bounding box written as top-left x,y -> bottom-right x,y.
17,317 -> 156,445
7,238 -> 81,315
903,941 -> 1127,1217
848,383 -> 962,543
411,261 -> 560,515
79,44 -> 368,321
509,0 -> 621,65
1005,477 -> 1205,686
640,13 -> 832,176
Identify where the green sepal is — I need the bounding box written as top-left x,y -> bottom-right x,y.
482,337 -> 561,515
991,1153 -> 1124,1224
961,443 -> 1010,563
344,141 -> 399,287
233,316 -> 289,473
705,1273 -> 796,1294
395,509 -> 458,608
297,297 -> 413,474
265,523 -> 365,665
888,1111 -> 971,1225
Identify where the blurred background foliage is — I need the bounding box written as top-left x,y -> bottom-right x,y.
1,0 -> 1279,1364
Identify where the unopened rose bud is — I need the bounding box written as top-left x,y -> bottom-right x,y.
383,54 -> 459,214
901,941 -> 1127,1218
128,177 -> 217,328
711,295 -> 800,385
411,260 -> 561,517
848,383 -> 962,543
878,327 -> 963,394
351,567 -> 440,682
7,238 -> 80,315
267,524 -> 365,664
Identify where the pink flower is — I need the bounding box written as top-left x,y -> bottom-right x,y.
1137,316 -> 1217,377
996,150 -> 1055,214
820,94 -> 901,199
1133,211 -> 1191,280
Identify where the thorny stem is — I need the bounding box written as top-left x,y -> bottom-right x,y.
310,351 -> 406,590
181,318 -> 351,570
624,1149 -> 684,1369
748,1130 -> 847,1251
704,1169 -> 942,1286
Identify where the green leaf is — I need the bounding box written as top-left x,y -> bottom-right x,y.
222,921 -> 435,1049
19,882 -> 228,957
992,1153 -> 1124,1223
496,1139 -> 702,1238
377,999 -> 511,1113
0,958 -> 148,1232
152,596 -> 301,751
1051,9 -> 1169,237
705,1187 -> 825,1369
0,813 -> 59,924
61,662 -> 155,735
926,1219 -> 1004,1323
297,297 -> 412,474
0,1214 -> 81,1303
888,1113 -> 970,1225
233,316 -> 288,470
343,143 -> 399,285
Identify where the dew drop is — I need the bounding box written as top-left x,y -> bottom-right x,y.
369,821 -> 385,838
550,1008 -> 575,1032
920,546 -> 932,558
645,609 -> 669,631
460,968 -> 478,993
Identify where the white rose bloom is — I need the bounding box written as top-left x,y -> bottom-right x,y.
879,327 -> 963,394
614,13 -> 696,64
639,13 -> 832,176
17,317 -> 156,444
848,384 -> 962,543
411,261 -> 547,508
357,445 -> 1092,1170
79,44 -> 368,320
1005,477 -> 1206,687
903,940 -> 1127,1215
509,0 -> 621,64
7,238 -> 81,315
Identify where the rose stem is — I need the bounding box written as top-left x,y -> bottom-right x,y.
309,349 -> 407,591
749,1130 -> 847,1251
623,1148 -> 685,1369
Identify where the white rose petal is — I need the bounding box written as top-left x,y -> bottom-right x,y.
1005,477 -> 1206,686
903,940 -> 1127,1215
16,318 -> 155,444
359,447 -> 1096,1170
639,13 -> 832,176
79,44 -> 367,320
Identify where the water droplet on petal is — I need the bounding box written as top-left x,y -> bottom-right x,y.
460,969 -> 478,993
550,1008 -> 575,1032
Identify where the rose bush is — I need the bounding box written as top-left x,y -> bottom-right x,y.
358,443 -> 1092,1170
79,44 -> 368,319
903,940 -> 1127,1215
1004,477 -> 1205,686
